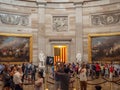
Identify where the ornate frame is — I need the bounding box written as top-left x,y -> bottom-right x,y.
88,32 -> 120,63
0,33 -> 33,63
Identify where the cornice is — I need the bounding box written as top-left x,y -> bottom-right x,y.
0,0 -> 120,9
0,1 -> 38,8
36,0 -> 47,5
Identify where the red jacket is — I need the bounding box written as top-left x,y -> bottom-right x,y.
96,64 -> 100,71
109,66 -> 114,73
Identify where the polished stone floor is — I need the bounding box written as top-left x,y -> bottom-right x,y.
46,75 -> 120,90
0,75 -> 120,90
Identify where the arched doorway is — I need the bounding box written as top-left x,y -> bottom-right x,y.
53,45 -> 67,64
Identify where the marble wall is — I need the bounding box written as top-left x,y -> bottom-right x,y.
83,2 -> 120,62
0,0 -> 120,64
0,1 -> 39,64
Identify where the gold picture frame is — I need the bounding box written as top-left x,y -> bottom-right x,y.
0,33 -> 33,64
88,32 -> 120,63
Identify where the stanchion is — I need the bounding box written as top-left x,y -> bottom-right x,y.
76,76 -> 120,90
110,82 -> 112,90
76,74 -> 80,90
110,78 -> 112,90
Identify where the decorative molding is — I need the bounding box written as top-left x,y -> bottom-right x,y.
91,12 -> 120,25
49,39 -> 72,43
53,16 -> 68,32
49,39 -> 71,44
49,39 -> 72,42
0,13 -> 29,26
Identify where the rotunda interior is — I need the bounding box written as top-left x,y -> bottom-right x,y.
0,0 -> 120,90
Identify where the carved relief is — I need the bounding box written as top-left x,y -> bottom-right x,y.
53,16 -> 68,32
0,13 -> 29,26
21,16 -> 29,26
91,15 -> 101,25
91,12 -> 120,25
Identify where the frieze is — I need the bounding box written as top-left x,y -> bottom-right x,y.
53,16 -> 68,32
0,13 -> 29,26
91,12 -> 120,25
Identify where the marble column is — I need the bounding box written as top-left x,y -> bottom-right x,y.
75,3 -> 83,62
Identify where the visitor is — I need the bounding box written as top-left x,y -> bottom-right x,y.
109,65 -> 114,80
34,71 -> 44,90
31,63 -> 37,82
54,65 -> 62,90
104,64 -> 109,78
79,64 -> 87,90
13,67 -> 23,90
95,63 -> 101,78
2,65 -> 11,90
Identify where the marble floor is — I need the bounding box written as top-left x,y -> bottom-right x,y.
46,75 -> 120,90
0,75 -> 120,90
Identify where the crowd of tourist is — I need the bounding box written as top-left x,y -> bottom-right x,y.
0,62 -> 120,90
0,62 -> 44,90
53,62 -> 120,90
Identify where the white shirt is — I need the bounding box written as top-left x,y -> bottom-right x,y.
13,71 -> 22,84
79,68 -> 87,81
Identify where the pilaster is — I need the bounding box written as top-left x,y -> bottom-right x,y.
37,1 -> 46,60
75,3 -> 83,62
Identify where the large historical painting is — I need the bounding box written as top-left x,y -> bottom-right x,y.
88,33 -> 120,62
0,33 -> 32,63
